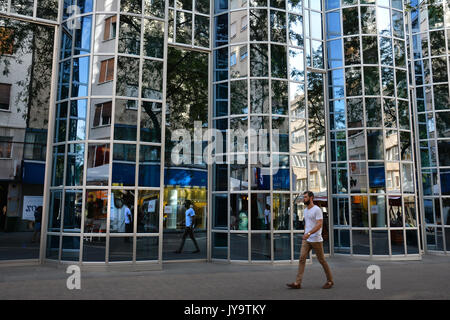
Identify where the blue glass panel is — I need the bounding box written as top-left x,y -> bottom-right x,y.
326,0 -> 339,10
139,164 -> 161,187
74,16 -> 92,55
112,163 -> 136,186
215,0 -> 228,13
78,0 -> 93,13
164,168 -> 208,187
273,168 -> 290,190
214,48 -> 228,81
215,14 -> 228,47
369,164 -> 386,189
327,39 -> 343,69
326,11 -> 341,39
71,56 -> 90,97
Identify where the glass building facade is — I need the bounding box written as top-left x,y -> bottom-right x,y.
0,0 -> 448,267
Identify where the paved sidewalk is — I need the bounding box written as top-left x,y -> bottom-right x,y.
0,255 -> 449,299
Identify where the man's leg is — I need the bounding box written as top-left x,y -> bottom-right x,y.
177,228 -> 188,252
311,242 -> 333,283
295,240 -> 312,285
188,227 -> 200,251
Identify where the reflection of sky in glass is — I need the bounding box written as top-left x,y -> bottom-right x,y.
304,10 -> 309,37
288,0 -> 302,14
77,16 -> 92,53
310,11 -> 322,40
377,7 -> 391,36
74,100 -> 87,140
326,11 -> 341,39
78,57 -> 89,84
332,99 -> 345,113
289,48 -> 304,81
326,0 -> 339,10
331,69 -> 344,86
330,69 -> 344,99
327,39 -> 343,69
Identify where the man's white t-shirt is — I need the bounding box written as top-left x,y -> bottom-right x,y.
185,207 -> 195,227
304,205 -> 323,242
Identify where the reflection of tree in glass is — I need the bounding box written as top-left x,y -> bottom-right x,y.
249,9 -> 267,41
383,98 -> 397,128
118,15 -> 141,55
381,67 -> 395,96
427,3 -> 444,29
250,44 -> 268,77
116,56 -> 139,96
165,47 -> 208,164
0,16 -> 55,129
288,13 -> 303,47
270,10 -> 286,43
345,67 -> 362,96
307,71 -> 325,151
435,112 -> 450,138
347,98 -> 363,129
379,37 -> 393,66
231,80 -> 248,114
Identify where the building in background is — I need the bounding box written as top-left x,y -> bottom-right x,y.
0,0 -> 448,267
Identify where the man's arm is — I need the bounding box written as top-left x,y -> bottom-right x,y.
190,210 -> 196,228
303,219 -> 323,240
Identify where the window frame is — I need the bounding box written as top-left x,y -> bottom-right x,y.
0,83 -> 11,111
0,136 -> 13,159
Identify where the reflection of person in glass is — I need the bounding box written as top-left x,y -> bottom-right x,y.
175,201 -> 200,254
1,205 -> 6,231
110,193 -> 132,239
31,206 -> 42,243
264,204 -> 271,230
238,211 -> 248,230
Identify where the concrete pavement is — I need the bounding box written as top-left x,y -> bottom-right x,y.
0,255 -> 449,299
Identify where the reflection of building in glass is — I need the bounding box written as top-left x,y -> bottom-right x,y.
0,0 -> 449,266
327,0 -> 420,256
409,0 -> 450,253
0,17 -> 53,260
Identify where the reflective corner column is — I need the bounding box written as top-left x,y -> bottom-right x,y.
326,0 -> 420,257
46,0 -> 164,266
211,0 -> 330,263
409,0 -> 450,253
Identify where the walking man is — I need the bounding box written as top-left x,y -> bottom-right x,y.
287,191 -> 334,289
175,201 -> 200,254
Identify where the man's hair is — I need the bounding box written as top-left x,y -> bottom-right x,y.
303,190 -> 314,199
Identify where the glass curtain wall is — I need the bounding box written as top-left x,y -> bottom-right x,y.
47,0 -> 164,263
326,0 -> 420,256
211,0 -> 329,262
409,0 -> 450,253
